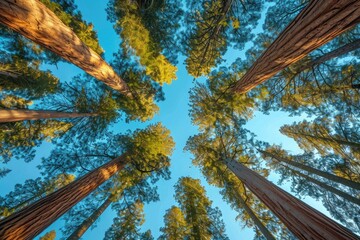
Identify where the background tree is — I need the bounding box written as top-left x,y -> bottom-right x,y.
261,145 -> 360,233
174,177 -> 229,240
183,0 -> 264,77
159,206 -> 189,240
280,117 -> 360,182
104,200 -> 154,240
107,0 -> 181,85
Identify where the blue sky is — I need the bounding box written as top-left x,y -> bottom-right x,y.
0,1 -> 341,239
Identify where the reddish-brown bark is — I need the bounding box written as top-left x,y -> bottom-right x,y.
233,0 -> 360,94
67,196 -> 113,240
0,0 -> 132,97
225,159 -> 359,240
0,155 -> 128,239
0,109 -> 98,122
236,192 -> 276,240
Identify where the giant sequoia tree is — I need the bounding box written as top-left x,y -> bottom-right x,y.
173,177 -> 229,240
183,0 -> 263,77
107,0 -> 181,85
0,0 -> 132,96
261,146 -> 360,233
185,125 -> 287,239
0,123 -> 174,239
233,0 -> 360,93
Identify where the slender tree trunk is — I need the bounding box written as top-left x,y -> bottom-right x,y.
0,0 -> 132,97
285,165 -> 360,206
0,109 -> 98,122
297,38 -> 360,73
0,155 -> 128,240
260,150 -> 360,190
67,196 -> 113,240
0,70 -> 20,78
233,0 -> 360,94
281,128 -> 360,149
236,193 -> 276,240
225,159 -> 358,240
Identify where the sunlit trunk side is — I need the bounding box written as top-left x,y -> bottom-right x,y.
0,109 -> 98,122
233,0 -> 360,94
67,196 -> 113,240
285,165 -> 360,206
0,0 -> 132,97
260,150 -> 360,191
225,159 -> 359,240
236,192 -> 276,240
0,155 -> 128,240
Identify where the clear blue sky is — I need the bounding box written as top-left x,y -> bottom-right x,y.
0,1 -> 340,239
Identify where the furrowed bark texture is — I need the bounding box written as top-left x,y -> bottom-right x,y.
0,109 -> 97,122
236,193 -> 276,240
0,0 -> 132,97
225,159 -> 359,240
67,196 -> 112,240
0,155 -> 127,240
233,0 -> 360,94
261,150 -> 360,191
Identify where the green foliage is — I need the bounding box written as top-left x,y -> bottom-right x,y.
111,1 -> 178,85
104,200 -> 152,240
40,0 -> 104,55
0,174 -> 74,219
41,76 -> 121,142
280,116 -> 360,183
159,206 -> 189,240
280,117 -> 360,161
0,120 -> 72,163
122,123 -> 175,172
174,177 -> 229,240
0,95 -> 32,109
114,67 -> 160,122
0,57 -> 59,99
262,146 -> 360,233
183,0 -> 263,77
39,230 -> 56,240
189,67 -> 257,130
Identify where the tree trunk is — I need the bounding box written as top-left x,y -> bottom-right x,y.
0,70 -> 20,78
67,196 -> 113,240
297,38 -> 360,73
286,165 -> 360,206
281,128 -> 360,150
236,193 -> 276,240
225,159 -> 358,240
233,0 -> 360,94
0,0 -> 132,97
260,150 -> 360,191
0,109 -> 98,122
0,155 -> 128,240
